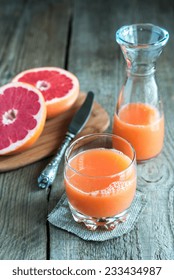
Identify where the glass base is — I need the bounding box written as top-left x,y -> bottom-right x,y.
69,203 -> 129,231
137,151 -> 161,164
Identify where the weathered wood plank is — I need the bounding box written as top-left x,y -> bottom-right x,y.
0,0 -> 73,259
49,0 -> 174,260
0,0 -> 73,85
0,163 -> 48,260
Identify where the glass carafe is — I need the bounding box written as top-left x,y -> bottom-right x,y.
113,23 -> 169,162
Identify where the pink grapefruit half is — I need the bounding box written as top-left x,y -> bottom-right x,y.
12,67 -> 80,119
0,82 -> 46,155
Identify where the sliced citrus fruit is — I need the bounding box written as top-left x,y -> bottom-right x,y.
0,82 -> 46,155
12,67 -> 80,119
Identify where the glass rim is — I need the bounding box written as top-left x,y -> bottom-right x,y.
116,23 -> 169,48
65,133 -> 136,179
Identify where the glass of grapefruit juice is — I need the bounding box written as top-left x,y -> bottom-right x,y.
64,133 -> 136,231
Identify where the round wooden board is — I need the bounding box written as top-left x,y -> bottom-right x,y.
0,92 -> 110,172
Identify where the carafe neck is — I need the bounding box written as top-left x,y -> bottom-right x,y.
116,23 -> 169,77
127,62 -> 156,76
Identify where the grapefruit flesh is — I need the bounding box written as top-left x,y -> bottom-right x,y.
12,67 -> 80,119
0,82 -> 46,155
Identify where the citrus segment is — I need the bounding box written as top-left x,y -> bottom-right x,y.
12,67 -> 80,119
0,82 -> 46,155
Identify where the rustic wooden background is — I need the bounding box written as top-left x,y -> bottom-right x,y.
0,0 -> 174,260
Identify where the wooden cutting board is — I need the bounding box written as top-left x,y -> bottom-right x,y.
0,92 -> 110,172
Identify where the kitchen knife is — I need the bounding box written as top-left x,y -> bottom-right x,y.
38,91 -> 94,189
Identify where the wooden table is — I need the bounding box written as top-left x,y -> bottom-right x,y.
0,0 -> 174,260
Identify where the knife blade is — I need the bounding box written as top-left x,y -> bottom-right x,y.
37,91 -> 94,189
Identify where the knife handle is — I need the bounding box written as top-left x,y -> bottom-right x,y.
37,132 -> 75,189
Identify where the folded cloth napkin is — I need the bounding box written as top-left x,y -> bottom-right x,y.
48,191 -> 147,242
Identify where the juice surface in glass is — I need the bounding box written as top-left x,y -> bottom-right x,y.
113,103 -> 164,161
65,148 -> 136,218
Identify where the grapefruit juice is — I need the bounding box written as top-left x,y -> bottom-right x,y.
64,134 -> 137,230
113,103 -> 164,161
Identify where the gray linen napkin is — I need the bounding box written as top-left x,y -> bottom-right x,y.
48,191 -> 146,241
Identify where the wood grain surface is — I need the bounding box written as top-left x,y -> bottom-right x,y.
0,0 -> 174,261
0,92 -> 110,171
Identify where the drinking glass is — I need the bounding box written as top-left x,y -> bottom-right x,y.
64,133 -> 137,231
